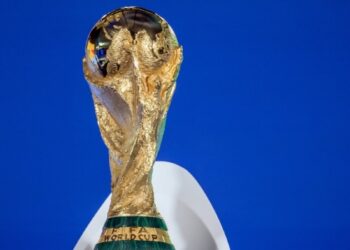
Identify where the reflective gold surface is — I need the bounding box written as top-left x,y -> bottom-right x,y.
83,7 -> 182,217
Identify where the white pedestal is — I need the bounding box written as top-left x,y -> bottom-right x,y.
74,161 -> 230,250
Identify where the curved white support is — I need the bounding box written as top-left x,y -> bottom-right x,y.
74,161 -> 230,250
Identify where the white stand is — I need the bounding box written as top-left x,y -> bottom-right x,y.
74,161 -> 230,250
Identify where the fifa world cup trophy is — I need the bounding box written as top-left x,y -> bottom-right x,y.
83,7 -> 183,250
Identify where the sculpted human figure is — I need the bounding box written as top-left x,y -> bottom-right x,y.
83,7 -> 182,250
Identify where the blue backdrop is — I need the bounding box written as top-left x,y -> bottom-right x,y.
0,0 -> 349,249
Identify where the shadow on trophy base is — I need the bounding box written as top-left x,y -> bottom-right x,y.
74,161 -> 230,250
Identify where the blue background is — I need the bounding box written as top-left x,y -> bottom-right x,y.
0,0 -> 349,249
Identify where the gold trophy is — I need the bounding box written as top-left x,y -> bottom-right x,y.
83,7 -> 183,250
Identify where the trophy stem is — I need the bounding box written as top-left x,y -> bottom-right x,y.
95,126 -> 175,249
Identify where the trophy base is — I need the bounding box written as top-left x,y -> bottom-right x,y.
74,161 -> 230,250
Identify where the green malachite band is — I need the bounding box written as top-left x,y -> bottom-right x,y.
95,240 -> 175,250
104,216 -> 168,231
